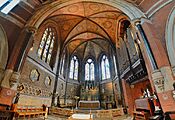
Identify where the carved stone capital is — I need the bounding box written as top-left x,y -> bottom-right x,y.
10,72 -> 20,90
152,69 -> 164,93
160,66 -> 174,91
131,18 -> 141,26
0,69 -> 13,88
152,66 -> 174,93
0,69 -> 20,90
25,26 -> 37,34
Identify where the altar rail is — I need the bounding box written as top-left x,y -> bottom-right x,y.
51,107 -> 73,116
96,108 -> 124,119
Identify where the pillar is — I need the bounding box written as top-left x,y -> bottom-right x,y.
131,18 -> 175,114
0,26 -> 36,107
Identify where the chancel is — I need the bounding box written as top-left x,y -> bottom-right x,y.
0,0 -> 175,120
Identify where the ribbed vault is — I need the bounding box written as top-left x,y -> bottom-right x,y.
43,1 -> 129,59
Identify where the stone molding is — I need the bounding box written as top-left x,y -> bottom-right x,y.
146,0 -> 174,18
165,7 -> 175,76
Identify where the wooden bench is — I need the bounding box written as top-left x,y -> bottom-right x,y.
12,104 -> 47,119
133,98 -> 154,120
0,110 -> 14,120
133,111 -> 150,120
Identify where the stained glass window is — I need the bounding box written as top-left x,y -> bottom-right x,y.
60,54 -> 65,75
101,55 -> 110,80
69,56 -> 79,80
113,55 -> 117,75
0,0 -> 20,14
85,58 -> 95,81
37,27 -> 55,64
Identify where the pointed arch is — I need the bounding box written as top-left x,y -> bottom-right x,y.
166,7 -> 175,74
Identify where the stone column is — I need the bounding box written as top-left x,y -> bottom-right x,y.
152,66 -> 175,113
0,26 -> 36,106
130,19 -> 156,92
131,19 -> 175,113
131,19 -> 158,70
1,26 -> 36,89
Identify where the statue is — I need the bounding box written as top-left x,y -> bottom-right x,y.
57,96 -> 60,107
74,96 -> 79,109
172,82 -> 175,100
13,92 -> 20,104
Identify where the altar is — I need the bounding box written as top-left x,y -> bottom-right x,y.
78,101 -> 100,109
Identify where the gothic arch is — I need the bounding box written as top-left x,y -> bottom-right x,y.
0,25 -> 8,71
166,6 -> 175,75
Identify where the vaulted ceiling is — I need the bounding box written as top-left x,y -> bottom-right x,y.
43,2 -> 128,59
6,0 -> 150,60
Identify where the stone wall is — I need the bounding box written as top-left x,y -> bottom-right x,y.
19,58 -> 55,107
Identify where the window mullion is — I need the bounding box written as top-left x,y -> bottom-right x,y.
73,60 -> 75,79
89,63 -> 91,81
104,59 -> 107,79
45,32 -> 53,63
41,30 -> 49,60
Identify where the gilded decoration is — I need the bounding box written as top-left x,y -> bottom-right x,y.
18,83 -> 52,97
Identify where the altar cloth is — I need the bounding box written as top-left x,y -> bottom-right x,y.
71,113 -> 93,120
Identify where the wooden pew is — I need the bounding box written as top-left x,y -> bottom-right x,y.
133,98 -> 154,120
12,104 -> 47,119
0,110 -> 14,120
